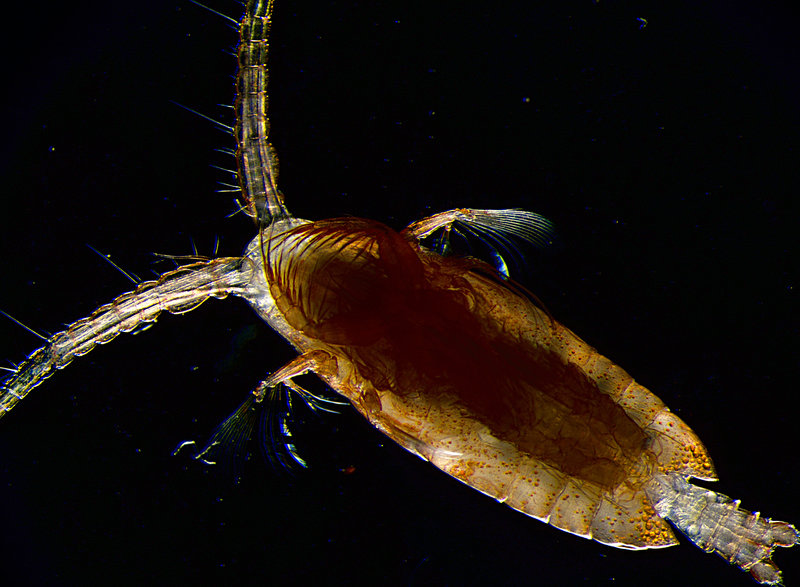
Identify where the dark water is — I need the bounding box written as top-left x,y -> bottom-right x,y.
1,1 -> 797,585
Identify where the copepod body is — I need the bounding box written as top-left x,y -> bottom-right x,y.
1,1 -> 796,585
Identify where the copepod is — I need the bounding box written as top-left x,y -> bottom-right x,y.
1,1 -> 796,585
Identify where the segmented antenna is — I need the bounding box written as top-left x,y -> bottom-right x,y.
235,0 -> 289,226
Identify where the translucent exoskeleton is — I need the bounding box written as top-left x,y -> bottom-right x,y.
1,1 -> 797,585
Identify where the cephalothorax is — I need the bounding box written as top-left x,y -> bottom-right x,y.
2,1 -> 796,584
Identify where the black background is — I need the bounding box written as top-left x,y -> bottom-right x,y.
1,1 -> 798,585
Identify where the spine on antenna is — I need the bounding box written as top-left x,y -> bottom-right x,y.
646,473 -> 799,584
235,0 -> 287,225
0,258 -> 252,418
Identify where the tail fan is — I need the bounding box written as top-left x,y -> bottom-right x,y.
646,473 -> 799,584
